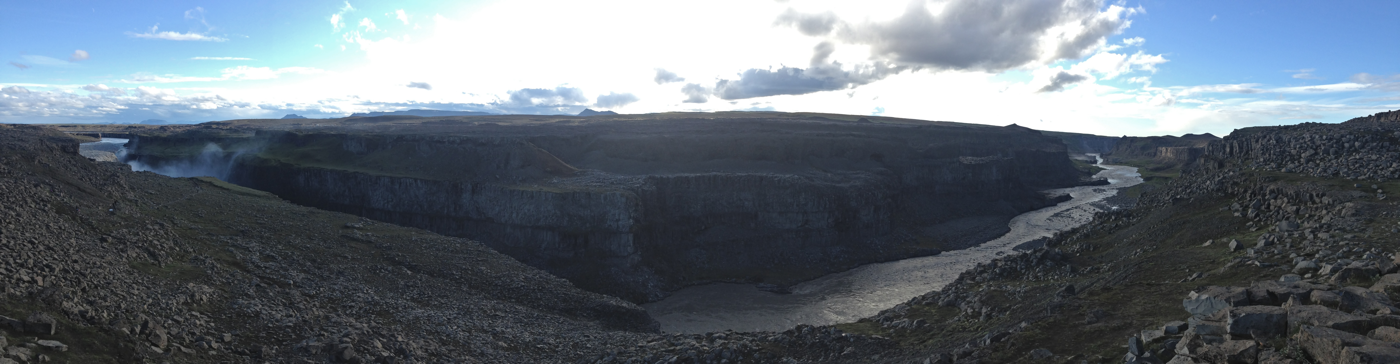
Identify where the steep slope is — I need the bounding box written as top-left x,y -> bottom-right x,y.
121,114 -> 1089,302
0,124 -> 658,363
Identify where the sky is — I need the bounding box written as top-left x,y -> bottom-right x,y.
1,0 -> 1397,136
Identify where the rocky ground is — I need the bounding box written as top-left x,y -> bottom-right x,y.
0,124 -> 663,363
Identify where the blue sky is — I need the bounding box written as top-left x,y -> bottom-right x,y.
1,0 -> 1397,136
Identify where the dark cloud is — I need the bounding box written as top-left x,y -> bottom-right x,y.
834,0 -> 1134,71
1038,71 -> 1089,93
710,41 -> 908,100
681,83 -> 710,103
654,68 -> 685,84
9,62 -> 28,70
774,9 -> 840,36
595,92 -> 639,108
406,82 -> 432,90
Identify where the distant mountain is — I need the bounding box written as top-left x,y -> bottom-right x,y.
139,119 -> 168,125
282,114 -> 309,119
349,109 -> 493,118
1041,131 -> 1120,156
578,109 -> 618,116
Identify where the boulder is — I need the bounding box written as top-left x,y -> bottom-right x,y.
1296,326 -> 1400,364
1227,306 -> 1287,339
24,312 -> 55,335
1257,349 -> 1298,364
1130,336 -> 1147,356
1230,240 -> 1244,252
1165,321 -> 1189,335
1166,356 -> 1203,364
1184,294 -> 1232,318
1331,263 -> 1382,284
1295,261 -> 1321,275
1142,329 -> 1167,344
1288,305 -> 1373,334
1340,286 -> 1399,314
1314,290 -> 1344,309
1199,286 -> 1251,307
1369,274 -> 1400,296
1367,326 -> 1400,342
1197,340 -> 1258,364
1175,331 -> 1221,358
35,340 -> 66,352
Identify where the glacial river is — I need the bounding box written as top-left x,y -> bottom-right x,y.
643,158 -> 1142,334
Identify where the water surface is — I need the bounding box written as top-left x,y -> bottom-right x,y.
644,160 -> 1142,333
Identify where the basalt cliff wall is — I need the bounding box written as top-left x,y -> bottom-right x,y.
124,117 -> 1086,302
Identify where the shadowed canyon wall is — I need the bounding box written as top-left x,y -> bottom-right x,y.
123,117 -> 1086,302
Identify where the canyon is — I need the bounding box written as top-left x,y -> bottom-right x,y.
9,109 -> 1398,363
116,113 -> 1092,302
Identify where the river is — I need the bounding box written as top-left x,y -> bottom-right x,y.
642,157 -> 1142,334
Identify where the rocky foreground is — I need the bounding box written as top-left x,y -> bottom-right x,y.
0,124 -> 667,363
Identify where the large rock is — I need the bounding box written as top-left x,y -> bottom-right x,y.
1199,286 -> 1251,306
1228,306 -> 1287,339
1340,286 -> 1399,314
1296,261 -> 1321,275
24,312 -> 55,335
1288,305 -> 1373,335
1296,326 -> 1400,364
1185,294 -> 1232,318
1368,326 -> 1400,342
1197,340 -> 1258,364
1314,290 -> 1345,309
1369,274 -> 1400,296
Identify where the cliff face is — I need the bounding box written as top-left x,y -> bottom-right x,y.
1041,131 -> 1120,156
125,116 -> 1086,302
1103,133 -> 1218,166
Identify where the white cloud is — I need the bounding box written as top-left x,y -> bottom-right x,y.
119,66 -> 325,83
18,55 -> 75,67
69,50 -> 90,62
1072,51 -> 1167,80
127,24 -> 227,41
330,1 -> 356,32
359,18 -> 378,32
1122,37 -> 1145,47
395,10 -> 409,25
1288,68 -> 1322,80
406,82 -> 431,90
190,57 -> 254,61
1210,14 -> 1218,22
82,84 -> 127,96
